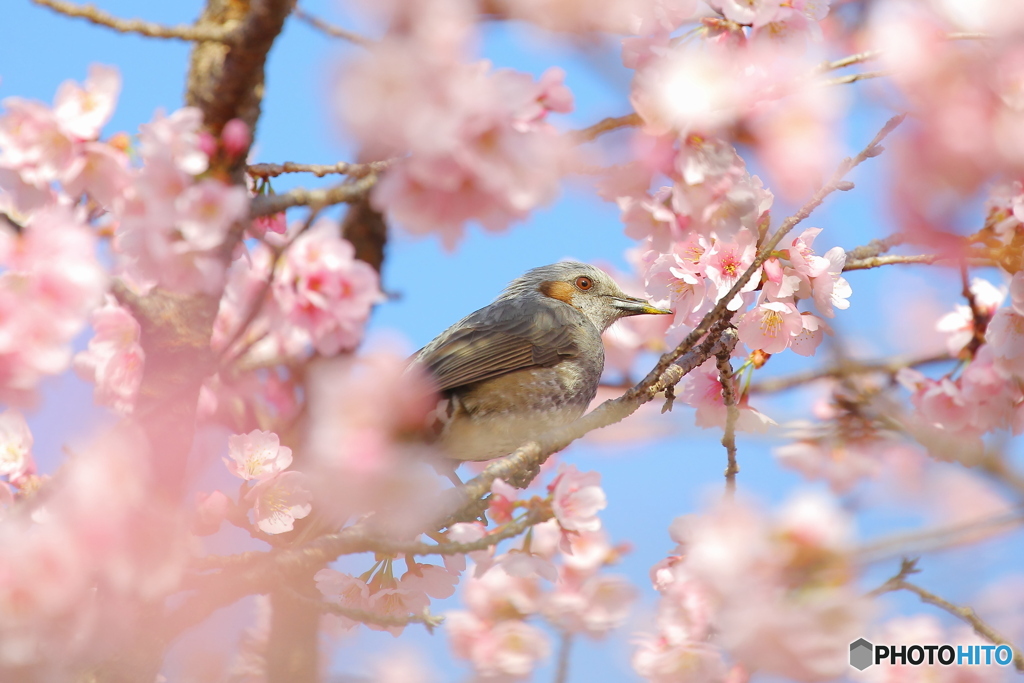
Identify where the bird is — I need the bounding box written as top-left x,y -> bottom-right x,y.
410,261 -> 672,464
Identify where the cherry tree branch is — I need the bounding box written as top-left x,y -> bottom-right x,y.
250,174 -> 380,216
292,6 -> 374,46
871,560 -> 1024,672
749,353 -> 951,393
285,586 -> 445,632
857,509 -> 1024,563
571,113 -> 642,143
248,160 -> 392,179
554,632 -> 574,683
821,70 -> 892,87
30,0 -> 236,42
716,352 -> 739,495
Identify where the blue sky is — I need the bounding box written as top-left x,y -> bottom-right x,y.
3,1 -> 1023,681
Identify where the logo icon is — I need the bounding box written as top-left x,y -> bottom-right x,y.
850,638 -> 874,671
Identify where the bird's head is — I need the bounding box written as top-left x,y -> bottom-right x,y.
498,261 -> 672,332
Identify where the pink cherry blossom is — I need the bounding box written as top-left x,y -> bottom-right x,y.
736,300 -> 803,354
401,563 -> 459,600
62,141 -> 130,209
988,307 -> 1024,378
174,179 -> 249,251
789,313 -> 830,357
273,220 -> 383,355
192,490 -> 231,536
0,409 -> 33,479
366,583 -> 432,637
52,64 -> 120,141
73,295 -> 145,415
341,35 -> 573,248
315,568 -> 371,632
245,470 -> 312,534
225,429 -> 293,481
679,359 -> 776,432
543,573 -> 637,637
463,564 -> 542,620
137,107 -> 208,175
632,635 -> 728,683
0,98 -> 76,186
448,521 -> 495,576
704,228 -> 760,309
550,464 -> 607,534
810,247 -> 851,318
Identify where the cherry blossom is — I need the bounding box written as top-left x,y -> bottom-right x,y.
52,64 -> 121,141
273,220 -> 383,355
245,470 -> 313,534
224,429 -> 293,481
737,300 -> 803,354
550,464 -> 607,534
679,359 -> 776,432
0,410 -> 33,480
73,295 -> 145,415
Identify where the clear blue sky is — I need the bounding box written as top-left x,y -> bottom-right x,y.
3,1 -> 1022,681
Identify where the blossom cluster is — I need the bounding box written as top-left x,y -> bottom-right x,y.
0,65 -> 255,409
444,467 -> 634,682
896,271 -> 1024,464
0,425 -> 188,672
635,493 -> 868,682
337,0 -> 574,248
195,429 -> 312,536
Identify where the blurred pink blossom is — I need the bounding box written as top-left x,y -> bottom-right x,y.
0,409 -> 33,480
273,220 -> 382,355
52,64 -> 120,141
73,295 -> 145,415
550,464 -> 607,534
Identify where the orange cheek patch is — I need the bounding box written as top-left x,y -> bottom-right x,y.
538,280 -> 575,304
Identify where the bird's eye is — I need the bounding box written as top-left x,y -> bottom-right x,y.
575,276 -> 593,291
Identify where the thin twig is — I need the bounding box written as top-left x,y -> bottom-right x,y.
554,632 -> 574,683
292,6 -> 374,47
845,233 -> 908,260
872,560 -> 1024,672
285,585 -> 445,633
843,253 -> 941,270
959,259 -> 988,356
247,160 -> 391,179
856,508 -> 1024,563
249,174 -> 379,217
571,113 -> 642,143
30,0 -> 235,42
191,506 -> 552,572
821,70 -> 893,87
817,33 -> 990,74
716,352 -> 739,496
749,353 -> 951,393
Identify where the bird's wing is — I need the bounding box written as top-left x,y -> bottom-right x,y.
413,299 -> 583,392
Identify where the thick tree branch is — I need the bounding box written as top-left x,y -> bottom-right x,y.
30,0 -> 236,41
250,174 -> 379,217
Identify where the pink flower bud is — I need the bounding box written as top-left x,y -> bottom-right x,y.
193,490 -> 232,536
221,118 -> 251,159
197,130 -> 218,158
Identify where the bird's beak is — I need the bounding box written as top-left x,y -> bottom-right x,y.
610,295 -> 673,317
